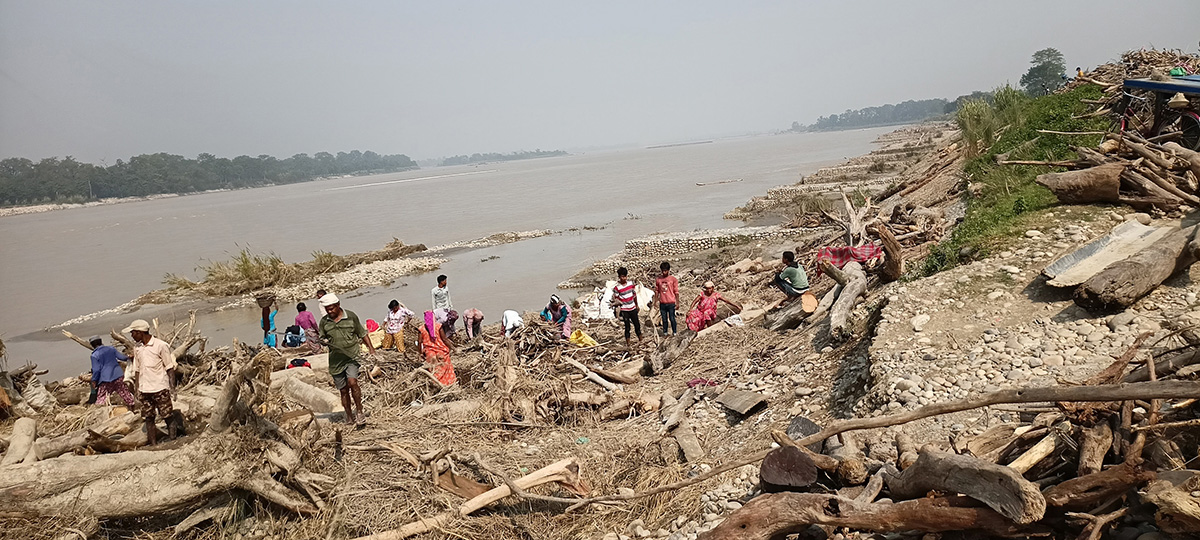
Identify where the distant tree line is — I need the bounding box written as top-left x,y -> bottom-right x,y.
439,149 -> 567,167
0,150 -> 418,206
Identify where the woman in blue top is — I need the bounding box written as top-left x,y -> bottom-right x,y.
262,302 -> 278,347
540,295 -> 572,339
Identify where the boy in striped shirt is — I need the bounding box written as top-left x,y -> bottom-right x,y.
610,267 -> 642,348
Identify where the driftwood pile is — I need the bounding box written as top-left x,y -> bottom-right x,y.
1064,48 -> 1200,121
703,375 -> 1200,539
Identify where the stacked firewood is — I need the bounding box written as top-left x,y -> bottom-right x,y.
1027,131 -> 1200,213
1065,49 -> 1200,121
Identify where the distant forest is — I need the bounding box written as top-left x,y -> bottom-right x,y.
0,150 -> 418,206
796,91 -> 993,132
439,149 -> 567,167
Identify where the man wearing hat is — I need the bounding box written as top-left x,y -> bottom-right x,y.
317,293 -> 374,426
88,336 -> 137,408
123,319 -> 178,445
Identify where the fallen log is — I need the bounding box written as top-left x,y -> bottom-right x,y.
280,377 -> 343,414
699,493 -> 1048,540
1042,462 -> 1155,511
0,434 -> 316,518
825,432 -> 868,485
1165,141 -> 1200,178
660,393 -> 704,462
1,417 -> 37,466
1006,428 -> 1061,475
1143,471 -> 1200,534
825,261 -> 867,340
1077,422 -> 1113,476
1075,225 -> 1198,311
563,358 -> 619,392
877,225 -> 904,282
646,330 -> 696,374
1126,348 -> 1200,383
32,411 -> 141,460
885,450 -> 1046,524
1034,162 -> 1123,204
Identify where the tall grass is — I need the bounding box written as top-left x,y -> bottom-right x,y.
956,100 -> 999,157
922,85 -> 1107,276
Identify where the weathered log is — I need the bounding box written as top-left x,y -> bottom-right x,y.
885,449 -> 1046,524
1122,168 -> 1185,202
1034,163 -> 1124,204
964,423 -> 1020,462
1134,166 -> 1200,204
895,432 -> 918,469
659,388 -> 695,434
1143,471 -> 1200,534
759,446 -> 818,492
1006,429 -> 1060,474
1127,348 -> 1200,383
1075,225 -> 1198,311
61,329 -> 97,351
700,493 -> 1047,540
1116,135 -> 1178,170
279,377 -> 343,414
646,330 -> 696,374
1,417 -> 37,466
0,433 -> 316,518
32,411 -> 141,460
1165,141 -> 1200,178
877,225 -> 904,282
825,432 -> 868,485
1077,422 -> 1113,476
1042,462 -> 1155,511
827,261 -> 867,340
660,393 -> 704,462
770,430 -> 838,471
564,358 -> 619,392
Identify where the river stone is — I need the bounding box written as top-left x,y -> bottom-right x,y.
911,314 -> 931,332
1109,312 -> 1136,330
785,415 -> 823,451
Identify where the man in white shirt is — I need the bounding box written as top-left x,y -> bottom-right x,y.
124,319 -> 178,445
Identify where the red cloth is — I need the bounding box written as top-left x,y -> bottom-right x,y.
815,244 -> 883,275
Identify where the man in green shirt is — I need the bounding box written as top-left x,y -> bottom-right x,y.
772,251 -> 809,301
318,293 -> 375,426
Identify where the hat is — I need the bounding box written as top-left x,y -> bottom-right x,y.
703,281 -> 715,289
123,319 -> 150,333
88,335 -> 102,344
1169,92 -> 1189,109
319,293 -> 340,308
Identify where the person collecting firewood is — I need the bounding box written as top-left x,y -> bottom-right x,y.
124,319 -> 180,445
318,293 -> 374,427
88,335 -> 137,408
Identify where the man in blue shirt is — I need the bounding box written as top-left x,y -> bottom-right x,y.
89,336 -> 137,407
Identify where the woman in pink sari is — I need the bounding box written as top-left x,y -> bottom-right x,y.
686,281 -> 742,332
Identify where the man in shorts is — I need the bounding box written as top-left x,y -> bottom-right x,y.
318,293 -> 375,426
124,319 -> 178,445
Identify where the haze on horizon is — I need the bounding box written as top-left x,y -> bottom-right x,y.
1,1 -> 1197,163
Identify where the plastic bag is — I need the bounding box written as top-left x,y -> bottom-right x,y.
569,329 -> 599,347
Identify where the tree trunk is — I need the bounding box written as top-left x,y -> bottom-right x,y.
279,377 -> 343,414
1165,141 -> 1200,178
699,493 -> 1047,540
884,449 -> 1046,524
1,417 -> 37,466
645,330 -> 696,375
31,411 -> 142,460
1077,422 -> 1113,476
759,446 -> 818,492
829,261 -> 867,340
1042,462 -> 1155,511
1034,163 -> 1123,204
877,225 -> 904,282
1075,226 -> 1197,311
0,434 -> 316,519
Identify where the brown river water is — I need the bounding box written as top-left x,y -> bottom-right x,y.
0,128 -> 893,378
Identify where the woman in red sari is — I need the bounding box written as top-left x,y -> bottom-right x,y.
686,281 -> 742,331
420,310 -> 457,386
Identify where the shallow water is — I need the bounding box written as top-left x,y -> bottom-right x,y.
0,128 -> 893,378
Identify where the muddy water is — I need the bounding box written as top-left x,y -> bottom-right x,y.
0,128 -> 893,378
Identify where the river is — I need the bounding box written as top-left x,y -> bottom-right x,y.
0,128 -> 894,379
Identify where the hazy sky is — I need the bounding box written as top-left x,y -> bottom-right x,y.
1,1 -> 1197,162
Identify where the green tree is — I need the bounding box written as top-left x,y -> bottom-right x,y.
1019,48 -> 1066,96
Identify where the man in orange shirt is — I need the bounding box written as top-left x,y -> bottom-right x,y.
654,261 -> 679,336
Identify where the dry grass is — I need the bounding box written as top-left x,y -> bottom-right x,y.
162,238 -> 427,298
